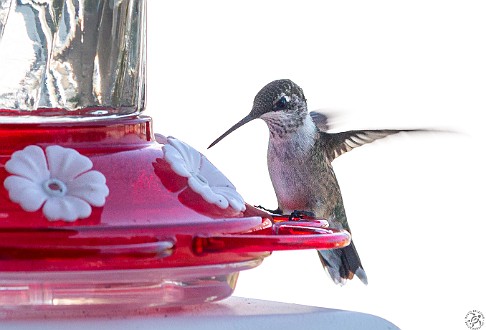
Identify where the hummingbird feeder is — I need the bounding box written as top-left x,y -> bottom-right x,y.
0,0 -> 350,317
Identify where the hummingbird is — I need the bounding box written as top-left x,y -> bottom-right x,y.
208,79 -> 424,285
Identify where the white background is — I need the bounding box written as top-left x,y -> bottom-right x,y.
147,1 -> 486,329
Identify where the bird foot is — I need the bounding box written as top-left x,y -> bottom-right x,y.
254,205 -> 283,215
289,210 -> 316,221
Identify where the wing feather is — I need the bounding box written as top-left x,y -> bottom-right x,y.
322,129 -> 425,161
310,110 -> 433,160
309,111 -> 330,131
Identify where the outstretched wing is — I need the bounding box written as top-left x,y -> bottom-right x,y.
310,110 -> 432,161
322,129 -> 425,161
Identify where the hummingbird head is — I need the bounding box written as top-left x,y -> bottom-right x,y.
208,79 -> 308,148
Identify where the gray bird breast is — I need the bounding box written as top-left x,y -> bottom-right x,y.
266,117 -> 344,222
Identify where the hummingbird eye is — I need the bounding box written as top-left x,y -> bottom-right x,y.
273,96 -> 289,111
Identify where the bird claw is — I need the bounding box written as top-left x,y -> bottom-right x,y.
273,210 -> 329,234
254,205 -> 283,215
289,210 -> 316,221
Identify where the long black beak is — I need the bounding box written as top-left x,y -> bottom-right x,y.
208,114 -> 255,149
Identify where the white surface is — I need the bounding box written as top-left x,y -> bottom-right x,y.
147,1 -> 486,330
1,297 -> 398,330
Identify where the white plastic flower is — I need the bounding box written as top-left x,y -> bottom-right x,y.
162,137 -> 246,213
4,145 -> 109,222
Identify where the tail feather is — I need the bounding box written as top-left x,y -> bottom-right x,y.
318,240 -> 368,285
